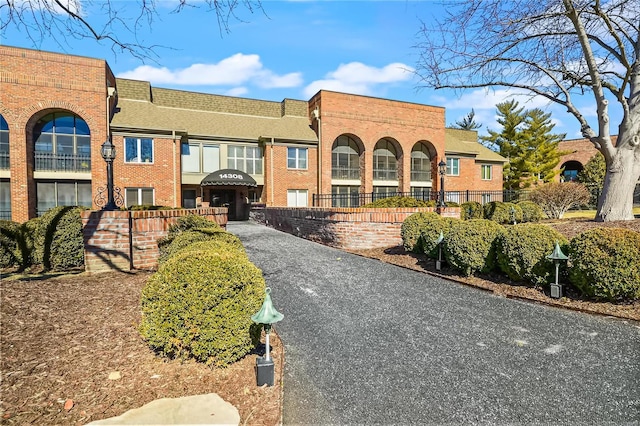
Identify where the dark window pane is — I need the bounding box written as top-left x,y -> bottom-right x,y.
75,118 -> 90,135
55,114 -> 75,134
125,138 -> 138,162
141,139 -> 153,162
0,115 -> 7,130
77,136 -> 91,155
141,188 -> 154,205
35,133 -> 53,152
37,182 -> 56,213
57,182 -> 76,206
56,135 -> 74,154
77,183 -> 92,207
126,188 -> 138,207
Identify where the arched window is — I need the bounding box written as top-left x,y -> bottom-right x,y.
561,161 -> 583,182
332,135 -> 360,180
33,112 -> 91,172
373,139 -> 397,181
411,143 -> 432,182
0,114 -> 8,170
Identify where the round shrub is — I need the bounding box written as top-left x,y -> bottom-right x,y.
419,217 -> 457,259
495,223 -> 568,286
444,201 -> 460,207
31,206 -> 84,270
168,214 -> 221,236
460,201 -> 483,220
362,196 -> 429,208
517,201 -> 543,223
444,219 -> 505,276
140,246 -> 265,367
484,201 -> 523,224
568,228 -> 640,302
158,228 -> 245,265
401,212 -> 441,252
0,220 -> 20,269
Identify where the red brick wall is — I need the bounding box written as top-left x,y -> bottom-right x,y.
110,134 -> 181,207
446,157 -> 504,192
0,46 -> 112,222
263,143 -> 318,206
309,91 -> 446,194
262,206 -> 460,250
557,137 -> 603,173
81,208 -> 227,272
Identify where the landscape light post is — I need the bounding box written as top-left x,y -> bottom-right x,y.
438,159 -> 447,208
100,139 -> 117,211
435,230 -> 444,271
251,287 -> 284,387
546,242 -> 569,299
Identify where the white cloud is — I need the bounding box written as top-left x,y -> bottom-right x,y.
434,88 -> 552,111
14,0 -> 82,14
224,87 -> 249,97
116,53 -> 302,89
303,62 -> 414,98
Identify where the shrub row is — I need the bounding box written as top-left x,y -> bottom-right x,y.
0,206 -> 85,271
460,201 -> 543,224
140,215 -> 265,368
401,212 -> 640,302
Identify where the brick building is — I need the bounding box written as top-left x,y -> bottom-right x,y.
1,46 -> 507,222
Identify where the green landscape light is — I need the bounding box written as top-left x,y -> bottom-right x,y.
546,242 -> 569,299
251,287 -> 284,386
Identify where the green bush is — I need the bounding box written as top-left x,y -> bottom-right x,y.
361,196 -> 429,208
460,201 -> 483,220
158,228 -> 245,265
419,217 -> 457,259
484,201 -> 523,224
0,220 -> 20,269
443,219 -> 505,276
401,212 -> 441,252
30,206 -> 85,270
568,228 -> 640,302
140,244 -> 266,367
167,214 -> 221,237
517,201 -> 543,223
444,201 -> 460,207
496,223 -> 568,286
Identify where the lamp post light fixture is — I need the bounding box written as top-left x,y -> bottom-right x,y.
251,287 -> 284,387
100,139 -> 117,210
438,159 -> 447,208
546,242 -> 569,299
435,230 -> 444,271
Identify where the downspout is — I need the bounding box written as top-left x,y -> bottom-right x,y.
270,137 -> 275,206
313,107 -> 322,197
172,130 -> 177,207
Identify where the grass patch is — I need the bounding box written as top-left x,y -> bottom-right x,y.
547,206 -> 640,219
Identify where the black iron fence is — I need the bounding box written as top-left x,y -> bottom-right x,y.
312,186 -> 638,209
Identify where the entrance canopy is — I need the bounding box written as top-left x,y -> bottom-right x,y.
200,169 -> 257,187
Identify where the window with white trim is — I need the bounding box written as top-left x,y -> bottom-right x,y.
446,157 -> 459,176
125,187 -> 154,207
481,164 -> 492,180
36,181 -> 92,216
125,138 -> 153,163
287,189 -> 308,207
287,147 -> 308,169
227,145 -> 262,174
181,142 -> 220,173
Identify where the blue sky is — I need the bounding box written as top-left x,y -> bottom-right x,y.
1,1 -> 619,139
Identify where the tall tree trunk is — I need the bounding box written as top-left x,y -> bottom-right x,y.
596,141 -> 640,221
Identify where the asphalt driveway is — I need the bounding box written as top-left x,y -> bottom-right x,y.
228,221 -> 640,425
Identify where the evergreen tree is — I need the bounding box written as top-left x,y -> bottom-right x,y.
482,100 -> 566,190
578,152 -> 606,188
452,109 -> 482,130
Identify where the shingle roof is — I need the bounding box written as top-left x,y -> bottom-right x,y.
445,128 -> 507,163
111,78 -> 318,143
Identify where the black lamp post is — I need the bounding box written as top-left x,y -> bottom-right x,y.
438,159 -> 447,207
100,139 -> 117,210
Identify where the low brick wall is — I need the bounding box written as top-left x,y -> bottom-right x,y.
262,207 -> 460,250
81,208 -> 227,272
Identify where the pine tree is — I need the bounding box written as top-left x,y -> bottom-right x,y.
452,109 -> 482,130
482,100 -> 566,190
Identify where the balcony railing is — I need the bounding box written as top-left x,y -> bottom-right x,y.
332,167 -> 360,180
0,209 -> 11,220
373,169 -> 398,181
410,170 -> 432,182
0,152 -> 8,170
35,152 -> 91,172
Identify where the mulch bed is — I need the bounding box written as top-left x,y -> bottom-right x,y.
347,218 -> 640,323
0,271 -> 282,425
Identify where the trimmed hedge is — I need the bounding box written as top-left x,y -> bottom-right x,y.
140,243 -> 265,367
31,206 -> 85,270
496,223 -> 568,286
167,214 -> 221,237
158,228 -> 245,265
568,228 -> 640,302
484,201 -> 523,224
419,217 -> 457,259
517,201 -> 543,223
460,201 -> 483,220
361,196 -> 430,208
0,220 -> 20,269
401,212 -> 442,252
444,219 -> 505,276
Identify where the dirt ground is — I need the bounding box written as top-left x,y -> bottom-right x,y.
0,271 -> 283,425
1,218 -> 638,425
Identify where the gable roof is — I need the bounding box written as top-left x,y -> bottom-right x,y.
445,128 -> 507,163
110,78 -> 318,143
